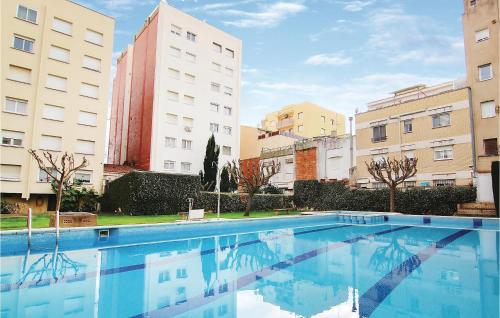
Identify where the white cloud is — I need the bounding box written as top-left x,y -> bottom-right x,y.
339,0 -> 375,12
305,53 -> 352,66
208,2 -> 306,28
366,6 -> 464,65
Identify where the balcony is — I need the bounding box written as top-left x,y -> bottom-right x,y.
277,118 -> 294,129
371,136 -> 387,143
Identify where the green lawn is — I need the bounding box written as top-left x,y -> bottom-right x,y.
0,210 -> 301,231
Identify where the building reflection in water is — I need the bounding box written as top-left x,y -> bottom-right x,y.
0,228 -> 498,318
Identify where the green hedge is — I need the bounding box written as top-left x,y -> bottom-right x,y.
101,172 -> 201,215
197,192 -> 293,212
293,180 -> 476,215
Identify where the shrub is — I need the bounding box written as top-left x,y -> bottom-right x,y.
260,184 -> 284,194
1,200 -> 19,214
293,180 -> 476,215
197,192 -> 293,212
101,172 -> 201,215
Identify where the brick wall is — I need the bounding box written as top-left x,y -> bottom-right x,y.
295,147 -> 317,180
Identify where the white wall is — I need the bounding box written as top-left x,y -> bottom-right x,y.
476,173 -> 494,202
150,2 -> 241,175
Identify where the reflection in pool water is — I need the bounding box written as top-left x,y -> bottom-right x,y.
0,224 -> 498,318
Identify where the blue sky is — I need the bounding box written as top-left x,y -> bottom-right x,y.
81,0 -> 465,127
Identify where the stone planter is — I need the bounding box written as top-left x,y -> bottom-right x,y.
49,212 -> 97,228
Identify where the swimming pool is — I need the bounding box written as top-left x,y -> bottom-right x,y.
1,214 -> 499,318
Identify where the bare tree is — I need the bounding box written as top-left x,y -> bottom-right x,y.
227,159 -> 280,216
28,150 -> 88,212
365,156 -> 418,212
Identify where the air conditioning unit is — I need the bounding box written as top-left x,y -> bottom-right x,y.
184,126 -> 192,132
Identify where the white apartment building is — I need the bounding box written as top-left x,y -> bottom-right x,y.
1,0 -> 114,213
108,2 -> 241,175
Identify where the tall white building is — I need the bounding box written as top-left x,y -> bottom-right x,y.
108,2 -> 241,174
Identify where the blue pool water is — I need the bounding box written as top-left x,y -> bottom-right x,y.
0,215 -> 499,318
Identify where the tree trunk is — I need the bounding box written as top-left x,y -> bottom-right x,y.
389,185 -> 396,212
55,177 -> 64,213
244,193 -> 253,216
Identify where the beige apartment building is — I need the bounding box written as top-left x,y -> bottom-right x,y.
355,80 -> 474,189
0,0 -> 114,212
240,125 -> 298,160
260,102 -> 346,138
462,0 -> 499,202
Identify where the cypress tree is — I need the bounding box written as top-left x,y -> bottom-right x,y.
220,166 -> 231,192
202,134 -> 219,192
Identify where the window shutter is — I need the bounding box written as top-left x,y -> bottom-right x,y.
85,29 -> 103,45
80,83 -> 99,98
0,165 -> 21,180
49,46 -> 70,62
76,139 -> 95,154
40,135 -> 62,151
83,55 -> 101,71
52,18 -> 72,35
8,65 -> 31,83
78,111 -> 97,126
46,74 -> 67,91
42,104 -> 65,121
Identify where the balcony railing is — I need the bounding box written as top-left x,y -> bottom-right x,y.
371,136 -> 387,143
277,118 -> 294,129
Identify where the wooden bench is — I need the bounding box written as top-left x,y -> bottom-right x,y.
274,208 -> 293,215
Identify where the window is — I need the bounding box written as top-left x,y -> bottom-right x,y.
186,31 -> 196,42
52,18 -> 72,35
169,46 -> 181,57
225,48 -> 234,58
330,119 -> 334,125
40,135 -> 62,151
475,28 -> 490,42
171,24 -> 181,36
167,91 -> 179,102
210,103 -> 219,112
165,137 -> 176,148
17,5 -> 37,23
404,181 -> 416,188
403,151 -> 415,161
210,123 -> 219,133
166,113 -> 178,125
158,270 -> 171,283
298,125 -> 304,132
223,126 -> 232,135
470,0 -> 476,6
434,146 -> 453,160
185,73 -> 195,84
372,125 -> 387,142
74,171 -> 92,184
212,62 -> 221,72
8,65 -> 31,83
211,82 -> 220,92
321,128 -> 326,135
224,87 -> 233,96
164,160 -> 175,171
185,52 -> 196,63
481,100 -> 496,118
297,112 -> 303,119
4,97 -> 27,114
213,42 -> 222,53
1,165 -> 21,181
38,167 -> 58,182
182,139 -> 192,150
432,113 -> 450,128
373,182 -> 388,189
434,179 -> 455,187
13,35 -> 33,53
42,104 -> 64,121
76,139 -> 95,155
83,55 -> 101,72
80,83 -> 99,98
225,67 -> 233,77
49,45 -> 70,63
168,68 -> 180,79
479,64 -> 493,81
183,95 -> 195,106
181,162 -> 191,173
46,74 -> 67,91
224,106 -> 232,116
484,138 -> 498,155
222,146 -> 231,156
2,130 -> 24,147
403,119 -> 413,133
78,111 -> 97,126
85,29 -> 103,45
183,117 -> 194,127
321,116 -> 326,123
